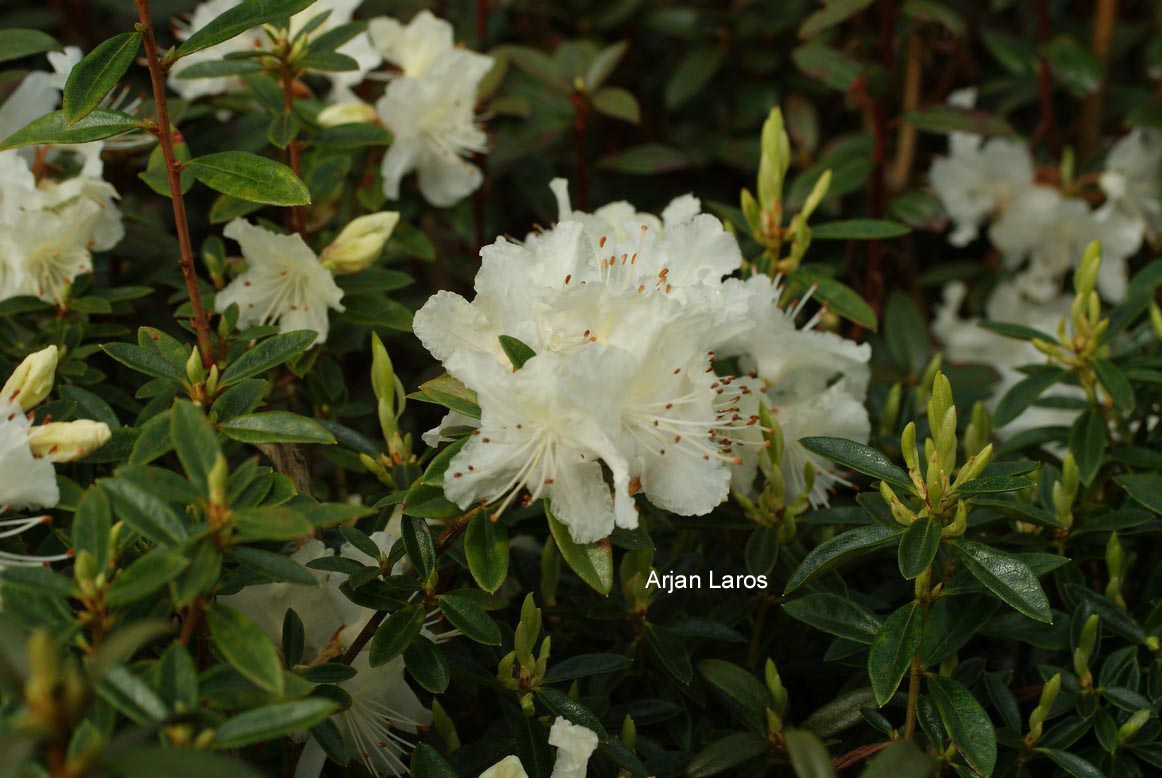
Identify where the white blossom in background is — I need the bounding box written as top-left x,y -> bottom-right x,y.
476,719 -> 600,778
169,0 -> 382,102
413,181 -> 859,542
719,274 -> 871,506
1100,128 -> 1162,243
0,48 -> 125,306
1,347 -> 112,567
933,281 -> 1083,438
215,219 -> 346,343
369,10 -> 494,206
221,530 -> 433,778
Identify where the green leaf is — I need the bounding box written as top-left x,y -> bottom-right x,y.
1043,36 -> 1103,97
926,675 -> 997,776
219,411 -> 336,445
591,86 -> 641,124
686,732 -> 769,778
865,741 -> 938,778
811,219 -> 911,240
798,0 -> 873,38
170,400 -> 221,495
993,369 -> 1067,427
298,51 -> 360,72
697,658 -> 773,729
785,729 -> 837,778
232,506 -> 314,542
897,516 -> 940,579
1069,409 -> 1106,487
799,437 -> 910,490
176,0 -> 316,57
408,374 -> 480,419
267,111 -> 300,150
174,59 -> 263,79
102,747 -> 265,777
1092,359 -> 1135,411
438,593 -> 501,645
0,109 -> 138,151
73,487 -> 112,571
101,477 -> 188,548
1037,749 -> 1104,778
664,46 -> 725,109
1114,474 -> 1162,513
401,515 -> 437,579
783,593 -> 882,644
499,335 -> 536,370
62,32 -> 141,123
546,503 -> 613,595
584,40 -> 628,89
221,331 -> 318,385
595,143 -> 688,175
409,743 -> 457,778
744,525 -> 780,576
920,596 -> 998,666
105,552 -> 188,607
213,698 -> 337,748
785,524 -> 902,593
645,624 -> 692,685
464,512 -> 509,594
868,602 -> 923,706
789,269 -> 878,331
205,603 -> 284,694
315,122 -> 393,150
368,605 -> 424,666
950,540 -> 1051,622
544,653 -> 632,683
403,636 -> 449,693
905,105 -> 1013,136
227,546 -> 317,585
188,152 -> 311,206
102,342 -> 187,383
792,42 -> 862,91
954,475 -> 1035,494
0,29 -> 59,64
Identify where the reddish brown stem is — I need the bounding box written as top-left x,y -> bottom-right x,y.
572,94 -> 590,211
279,62 -> 307,237
1033,0 -> 1060,156
1079,0 -> 1118,160
134,0 -> 215,369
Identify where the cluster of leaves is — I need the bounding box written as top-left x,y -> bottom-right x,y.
1,1 -> 1161,778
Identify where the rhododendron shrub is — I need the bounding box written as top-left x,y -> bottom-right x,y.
1,2 -> 1160,777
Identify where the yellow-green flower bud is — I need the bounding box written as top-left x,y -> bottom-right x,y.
1,346 -> 58,411
316,100 -> 378,127
28,420 -> 111,462
321,212 -> 401,275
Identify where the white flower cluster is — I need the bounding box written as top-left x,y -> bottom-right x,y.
171,5 -> 493,207
928,90 -> 1161,435
0,49 -> 124,306
414,180 -> 871,543
1,346 -> 112,567
170,0 -> 382,104
930,88 -> 1158,303
214,211 -> 398,343
479,718 -> 599,778
222,529 -> 432,778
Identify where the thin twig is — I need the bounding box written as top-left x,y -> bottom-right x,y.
134,0 -> 216,369
1079,0 -> 1118,160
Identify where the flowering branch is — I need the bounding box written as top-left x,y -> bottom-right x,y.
133,0 -> 216,369
276,56 -> 308,237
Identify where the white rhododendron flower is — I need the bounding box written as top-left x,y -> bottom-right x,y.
934,281 -> 1083,438
1,347 -> 112,568
215,219 -> 346,343
0,48 -> 124,306
720,274 -> 872,506
547,718 -> 600,778
170,0 -> 382,103
1100,128 -> 1162,243
370,11 -> 493,206
414,181 -> 852,542
479,755 -> 530,778
222,531 -> 433,778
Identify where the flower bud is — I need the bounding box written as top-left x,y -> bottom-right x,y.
2,346 -> 58,411
321,212 -> 401,275
1075,240 -> 1102,299
28,419 -> 112,462
316,100 -> 379,127
1118,709 -> 1151,744
758,108 -> 791,213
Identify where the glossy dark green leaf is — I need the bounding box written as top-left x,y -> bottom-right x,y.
101,477 -> 188,548
905,105 -> 1012,136
544,653 -> 633,683
105,552 -> 187,607
62,32 -> 141,123
799,437 -> 910,490
950,540 -> 1051,622
785,524 -> 903,593
547,503 -> 613,595
783,593 -> 882,644
368,605 -> 424,666
188,152 -> 311,206
221,331 -> 318,385
499,335 -> 536,370
1093,359 -> 1135,411
784,729 -> 837,778
790,269 -> 878,331
170,400 -> 220,495
993,369 -> 1067,427
868,602 -> 923,706
403,635 -> 449,693
176,0 -> 316,57
1037,749 -> 1104,778
926,675 -> 997,776
219,412 -> 336,445
205,603 -> 283,694
535,687 -> 605,740
212,698 -> 337,748
464,512 -> 509,593
438,593 -> 501,645
0,109 -> 138,151
409,743 -> 457,778
1069,409 -> 1106,487
745,525 -> 780,576
0,29 -> 59,64
812,219 -> 911,240
685,732 -> 769,778
1115,474 -> 1162,513
955,476 -> 1035,494
861,739 -> 937,778
646,624 -> 692,685
898,516 -> 940,579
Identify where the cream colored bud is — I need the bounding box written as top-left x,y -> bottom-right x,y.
28,419 -> 112,462
2,346 -> 58,411
316,100 -> 379,127
321,212 -> 401,274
